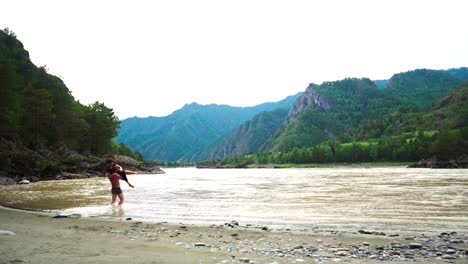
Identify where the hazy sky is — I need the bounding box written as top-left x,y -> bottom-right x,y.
2,0 -> 468,119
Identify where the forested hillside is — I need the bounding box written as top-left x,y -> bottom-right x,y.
383,69 -> 463,110
261,78 -> 402,152
116,93 -> 301,161
0,29 -> 127,179
199,82 -> 468,167
345,82 -> 468,141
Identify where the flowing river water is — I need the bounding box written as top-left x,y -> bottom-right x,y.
1,167 -> 467,234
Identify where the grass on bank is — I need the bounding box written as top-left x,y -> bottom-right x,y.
247,161 -> 414,168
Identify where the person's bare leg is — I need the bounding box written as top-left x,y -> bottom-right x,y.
117,193 -> 124,206
111,193 -> 117,206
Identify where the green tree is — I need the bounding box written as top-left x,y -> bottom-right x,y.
432,130 -> 465,160
0,54 -> 18,138
84,102 -> 120,155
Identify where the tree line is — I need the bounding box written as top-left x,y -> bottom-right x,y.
0,29 -> 143,175
199,128 -> 468,167
0,29 -> 120,155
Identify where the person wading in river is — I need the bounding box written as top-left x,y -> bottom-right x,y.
107,166 -> 126,206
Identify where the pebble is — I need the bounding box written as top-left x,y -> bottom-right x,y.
0,230 -> 16,235
358,230 -> 385,236
307,246 -> 319,252
239,258 -> 250,263
292,245 -> 304,250
442,254 -> 458,259
18,179 -> 30,184
194,242 -> 207,247
446,248 -> 457,254
363,242 -> 370,246
408,242 -> 423,249
53,213 -> 81,218
334,251 -> 348,256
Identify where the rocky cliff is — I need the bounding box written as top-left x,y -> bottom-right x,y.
285,84 -> 333,124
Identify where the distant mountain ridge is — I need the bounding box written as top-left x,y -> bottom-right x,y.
205,108 -> 289,159
206,68 -> 467,159
115,93 -> 302,161
117,67 -> 467,162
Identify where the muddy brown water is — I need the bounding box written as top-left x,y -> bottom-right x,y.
1,167 -> 467,234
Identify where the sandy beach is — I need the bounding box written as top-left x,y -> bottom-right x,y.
1,206 -> 466,264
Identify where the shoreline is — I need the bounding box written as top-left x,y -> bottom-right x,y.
197,162 -> 415,169
1,206 -> 466,263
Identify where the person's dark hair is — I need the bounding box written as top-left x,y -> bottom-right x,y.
105,158 -> 115,165
109,166 -> 118,173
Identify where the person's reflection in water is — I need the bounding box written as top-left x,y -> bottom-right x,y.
111,206 -> 125,218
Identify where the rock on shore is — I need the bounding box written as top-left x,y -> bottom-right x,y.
410,155 -> 468,168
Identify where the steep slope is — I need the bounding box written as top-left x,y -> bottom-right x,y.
404,82 -> 468,130
261,78 -> 402,152
206,108 -> 289,159
0,29 -> 120,179
383,69 -> 463,110
347,81 -> 468,141
116,93 -> 301,161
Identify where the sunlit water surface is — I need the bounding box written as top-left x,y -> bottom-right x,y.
1,167 -> 467,234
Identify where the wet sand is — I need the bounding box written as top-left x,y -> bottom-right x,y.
1,206 -> 466,264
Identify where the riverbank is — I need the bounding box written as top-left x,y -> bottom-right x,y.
0,153 -> 164,185
197,162 -> 413,169
1,207 -> 466,263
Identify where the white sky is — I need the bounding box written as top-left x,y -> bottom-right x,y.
2,0 -> 468,119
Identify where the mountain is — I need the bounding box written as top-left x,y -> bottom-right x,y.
347,81 -> 468,141
118,68 -> 466,162
115,93 -> 302,161
199,82 -> 468,167
209,69 -> 465,157
205,108 -> 289,159
260,78 -> 402,152
383,69 -> 463,110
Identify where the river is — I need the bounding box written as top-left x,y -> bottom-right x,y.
1,167 -> 467,234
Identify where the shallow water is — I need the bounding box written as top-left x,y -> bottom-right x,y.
1,167 -> 467,234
